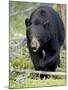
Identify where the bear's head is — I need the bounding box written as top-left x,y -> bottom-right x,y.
25,9 -> 55,52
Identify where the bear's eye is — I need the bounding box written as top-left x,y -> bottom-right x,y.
34,19 -> 40,25
43,23 -> 49,29
43,20 -> 50,29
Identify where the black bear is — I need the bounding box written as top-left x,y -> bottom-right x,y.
25,6 -> 65,79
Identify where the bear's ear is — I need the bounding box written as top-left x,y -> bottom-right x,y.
25,18 -> 31,27
43,20 -> 50,29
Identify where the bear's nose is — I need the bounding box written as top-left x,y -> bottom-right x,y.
31,41 -> 37,49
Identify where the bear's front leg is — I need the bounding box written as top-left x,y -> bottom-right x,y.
39,50 -> 46,68
39,50 -> 59,69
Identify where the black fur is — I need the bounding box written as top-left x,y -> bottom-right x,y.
25,6 -> 65,79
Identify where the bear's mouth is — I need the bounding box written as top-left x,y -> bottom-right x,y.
32,43 -> 45,53
32,46 -> 39,52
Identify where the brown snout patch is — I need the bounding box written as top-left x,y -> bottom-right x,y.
31,37 -> 40,52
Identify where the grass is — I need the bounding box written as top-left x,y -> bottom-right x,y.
9,79 -> 66,88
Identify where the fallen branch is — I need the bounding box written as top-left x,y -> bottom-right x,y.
10,69 -> 66,76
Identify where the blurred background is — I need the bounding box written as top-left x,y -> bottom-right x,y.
9,1 -> 66,88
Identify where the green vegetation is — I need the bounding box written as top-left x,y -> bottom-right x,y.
9,79 -> 65,88
9,1 -> 66,88
9,47 -> 66,89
